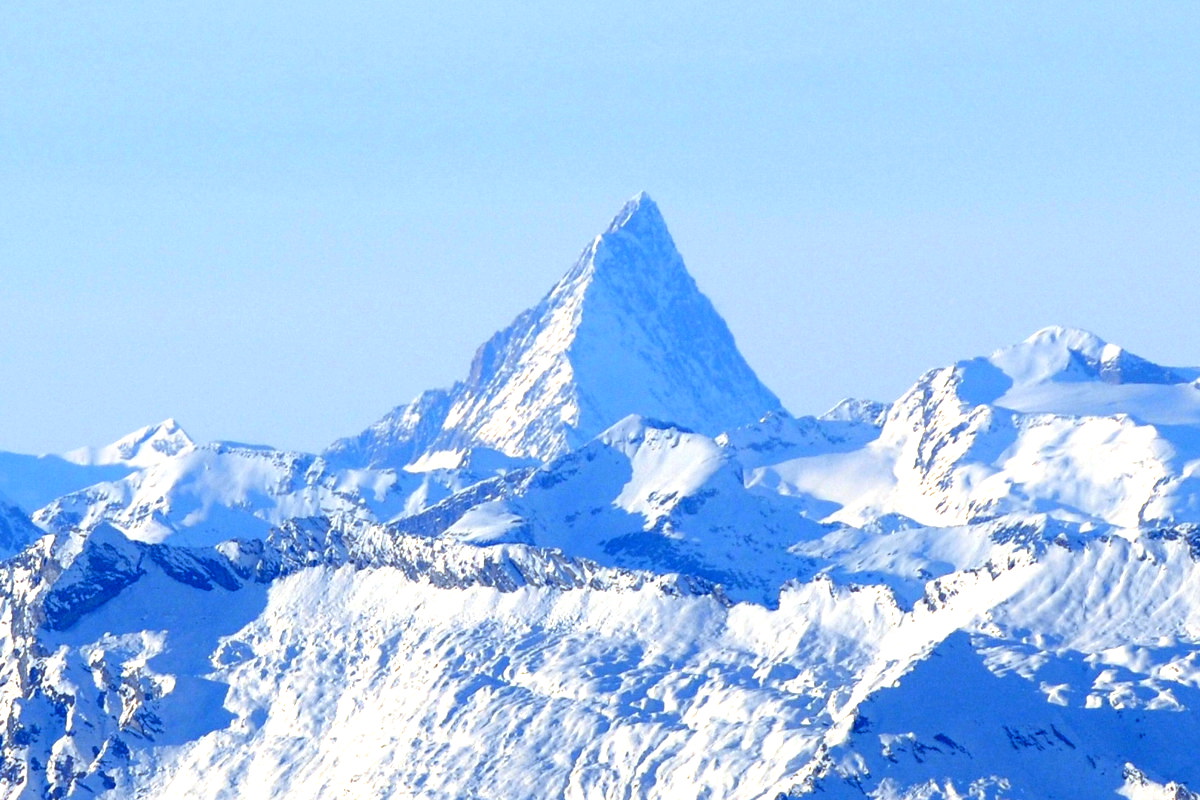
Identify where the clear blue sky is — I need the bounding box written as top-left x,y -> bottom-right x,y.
2,2 -> 1198,453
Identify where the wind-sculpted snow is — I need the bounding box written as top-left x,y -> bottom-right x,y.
0,520 -> 744,797
8,515 -> 1200,798
126,567 -> 900,800
806,531 -> 1200,799
0,518 -> 899,799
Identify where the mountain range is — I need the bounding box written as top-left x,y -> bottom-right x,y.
1,195 -> 1199,799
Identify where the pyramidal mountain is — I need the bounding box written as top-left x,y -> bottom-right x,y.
4,195 -> 1200,800
326,192 -> 784,469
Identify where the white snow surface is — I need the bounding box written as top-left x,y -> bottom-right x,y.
752,329 -> 1200,531
32,442 -> 486,547
61,419 -> 196,468
6,520 -> 1200,800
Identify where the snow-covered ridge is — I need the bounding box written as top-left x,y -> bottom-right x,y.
960,325 -> 1200,422
62,419 -> 195,468
7,509 -> 1200,799
10,320 -> 1200,579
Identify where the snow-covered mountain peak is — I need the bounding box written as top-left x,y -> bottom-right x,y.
885,327 -> 1200,424
328,193 -> 783,468
595,414 -> 699,454
602,190 -> 661,236
541,191 -> 691,332
820,397 -> 890,426
62,418 -> 196,468
10,215 -> 1200,796
991,326 -> 1184,389
1020,324 -> 1106,353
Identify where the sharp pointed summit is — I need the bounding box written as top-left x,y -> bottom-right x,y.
558,192 -> 690,297
327,193 -> 784,469
600,191 -> 669,240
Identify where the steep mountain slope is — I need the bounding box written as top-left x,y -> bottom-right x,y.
805,529 -> 1200,799
0,491 -> 40,557
28,194 -> 787,548
326,192 -> 783,469
380,325 -> 1200,605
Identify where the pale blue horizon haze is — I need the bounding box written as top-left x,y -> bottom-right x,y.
1,2 -> 1198,454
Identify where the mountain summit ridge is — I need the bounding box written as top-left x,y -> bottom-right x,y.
326,193 -> 784,469
62,418 -> 195,468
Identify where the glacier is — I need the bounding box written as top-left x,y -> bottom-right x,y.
1,194 -> 1200,798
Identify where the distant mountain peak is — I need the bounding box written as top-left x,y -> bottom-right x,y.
820,398 -> 891,426
996,326 -> 1184,387
1021,324 -> 1106,349
602,190 -> 663,236
328,193 -> 784,469
551,191 -> 683,306
63,418 -> 196,468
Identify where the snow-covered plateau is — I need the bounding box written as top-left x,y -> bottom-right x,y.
2,194 -> 1200,799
